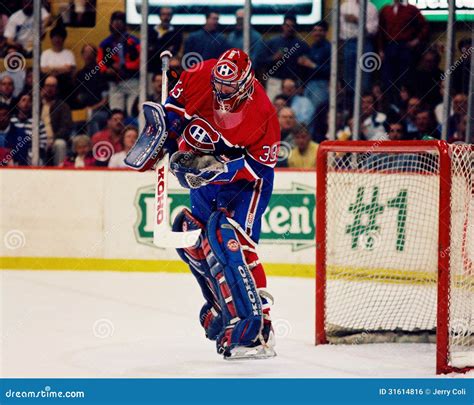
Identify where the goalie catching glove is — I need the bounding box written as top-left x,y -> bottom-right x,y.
124,102 -> 183,171
170,151 -> 246,189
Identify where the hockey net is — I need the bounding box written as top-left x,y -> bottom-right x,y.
315,141 -> 473,374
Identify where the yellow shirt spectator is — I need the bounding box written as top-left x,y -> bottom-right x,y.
287,124 -> 319,169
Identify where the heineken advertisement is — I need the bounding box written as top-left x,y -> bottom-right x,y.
134,183 -> 316,252
372,0 -> 474,21
3,168 -> 470,273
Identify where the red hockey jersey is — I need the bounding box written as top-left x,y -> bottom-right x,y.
165,59 -> 280,183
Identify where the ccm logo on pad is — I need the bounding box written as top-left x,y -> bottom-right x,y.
227,239 -> 239,252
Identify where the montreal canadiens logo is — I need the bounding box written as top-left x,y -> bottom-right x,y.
183,117 -> 221,152
215,60 -> 238,81
227,239 -> 239,252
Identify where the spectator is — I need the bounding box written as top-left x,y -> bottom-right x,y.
168,56 -> 183,89
41,25 -> 76,102
405,97 -> 422,138
148,7 -> 183,74
0,7 -> 8,38
69,0 -> 96,27
411,49 -> 443,108
340,0 -> 378,99
378,0 -> 429,100
453,38 -> 472,95
149,73 -> 163,104
336,116 -> 354,141
131,73 -> 163,117
363,120 -> 416,170
413,109 -> 440,139
0,45 -> 26,96
390,84 -> 412,118
278,106 -> 298,145
371,82 -> 399,120
22,68 -> 33,94
183,10 -> 229,62
434,81 -> 450,125
262,15 -> 309,102
0,75 -> 14,106
0,15 -> 8,57
358,93 -> 387,140
62,135 -> 96,168
73,43 -> 109,134
288,123 -> 318,169
68,0 -> 93,26
273,94 -> 288,113
91,109 -> 125,158
4,0 -> 50,56
227,8 -> 265,69
448,115 -> 467,144
386,121 -> 407,141
98,11 -> 140,116
313,79 -> 345,143
281,78 -> 314,126
11,92 -> 48,164
0,147 -> 12,166
41,75 -> 73,165
447,93 -> 468,138
0,102 -> 29,166
297,20 -> 331,113
108,125 -> 138,168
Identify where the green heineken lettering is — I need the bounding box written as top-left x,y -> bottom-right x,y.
135,183 -> 316,251
387,189 -> 408,252
346,186 -> 385,249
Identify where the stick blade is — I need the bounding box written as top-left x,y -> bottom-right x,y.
153,229 -> 201,248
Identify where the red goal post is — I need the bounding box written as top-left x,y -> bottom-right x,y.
315,140 -> 473,374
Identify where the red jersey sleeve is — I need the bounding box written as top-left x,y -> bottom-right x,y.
216,106 -> 280,184
165,60 -> 216,119
165,72 -> 189,118
246,108 -> 281,169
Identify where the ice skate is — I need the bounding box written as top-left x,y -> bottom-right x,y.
223,323 -> 277,361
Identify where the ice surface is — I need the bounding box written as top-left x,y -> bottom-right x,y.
0,270 -> 471,378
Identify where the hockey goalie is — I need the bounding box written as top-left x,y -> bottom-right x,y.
127,49 -> 280,360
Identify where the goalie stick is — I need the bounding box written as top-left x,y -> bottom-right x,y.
152,51 -> 201,248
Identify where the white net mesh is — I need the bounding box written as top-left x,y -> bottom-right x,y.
322,144 -> 473,370
324,151 -> 440,341
448,144 -> 474,369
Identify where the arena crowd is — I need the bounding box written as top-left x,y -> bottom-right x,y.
0,0 -> 471,169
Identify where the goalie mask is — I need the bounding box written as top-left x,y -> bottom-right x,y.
211,48 -> 255,129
